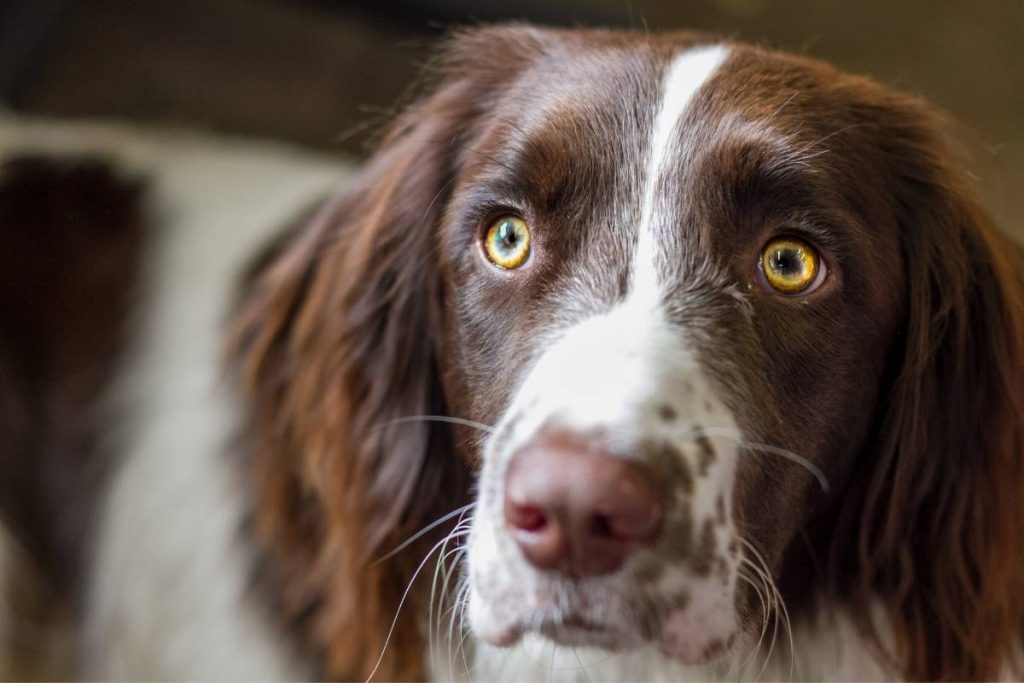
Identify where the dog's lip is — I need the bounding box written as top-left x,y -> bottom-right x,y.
544,614 -> 611,633
484,607 -> 735,663
534,613 -> 627,648
478,608 -> 623,649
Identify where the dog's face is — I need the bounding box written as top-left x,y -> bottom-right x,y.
234,26 -> 1024,681
430,36 -> 906,661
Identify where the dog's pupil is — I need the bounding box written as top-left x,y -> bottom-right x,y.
499,223 -> 518,249
774,250 -> 798,274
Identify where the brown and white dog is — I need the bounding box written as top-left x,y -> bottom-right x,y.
1,24 -> 1023,682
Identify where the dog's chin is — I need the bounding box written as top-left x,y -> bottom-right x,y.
468,588 -> 738,666
468,611 -> 629,653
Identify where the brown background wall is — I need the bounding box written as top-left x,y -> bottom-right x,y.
5,0 -> 1021,235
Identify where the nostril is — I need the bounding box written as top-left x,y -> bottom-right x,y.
505,500 -> 548,533
589,513 -> 614,539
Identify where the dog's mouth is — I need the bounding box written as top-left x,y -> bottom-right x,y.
469,573 -> 741,665
473,605 -> 633,651
468,579 -> 637,649
536,613 -> 626,648
467,569 -> 745,663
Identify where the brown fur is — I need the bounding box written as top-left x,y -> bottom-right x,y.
226,52 -> 493,679
0,155 -> 146,587
826,98 -> 1024,679
0,154 -> 146,679
228,25 -> 1024,681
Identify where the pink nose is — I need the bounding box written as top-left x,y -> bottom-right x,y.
503,433 -> 663,578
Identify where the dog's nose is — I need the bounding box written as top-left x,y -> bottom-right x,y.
503,433 -> 662,578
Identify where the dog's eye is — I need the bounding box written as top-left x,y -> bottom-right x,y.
483,216 -> 531,269
758,237 -> 824,295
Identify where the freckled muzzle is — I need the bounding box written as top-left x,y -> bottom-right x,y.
463,295 -> 746,660
468,419 -> 743,664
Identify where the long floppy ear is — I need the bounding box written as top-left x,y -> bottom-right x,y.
228,25 -> 555,681
834,93 -> 1024,680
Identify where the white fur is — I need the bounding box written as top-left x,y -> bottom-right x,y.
0,113 -> 351,680
634,45 -> 728,300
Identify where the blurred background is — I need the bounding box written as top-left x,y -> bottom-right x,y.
1,0 -> 1020,232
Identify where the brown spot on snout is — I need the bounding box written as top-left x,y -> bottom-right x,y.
695,435 -> 716,476
649,442 -> 694,497
633,558 -> 665,584
661,502 -> 695,562
670,591 -> 691,610
702,634 -> 736,661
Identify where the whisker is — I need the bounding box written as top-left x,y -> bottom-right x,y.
453,579 -> 477,678
437,527 -> 470,647
373,503 -> 476,565
450,579 -> 473,678
428,515 -> 472,673
740,538 -> 796,681
746,566 -> 780,681
435,536 -> 469,630
572,648 -> 592,683
437,548 -> 468,677
741,558 -> 780,680
379,415 -> 497,434
736,570 -> 770,676
365,532 -> 464,682
685,426 -> 830,492
737,548 -> 782,679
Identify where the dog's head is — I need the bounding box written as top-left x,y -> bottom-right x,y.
231,26 -> 1024,680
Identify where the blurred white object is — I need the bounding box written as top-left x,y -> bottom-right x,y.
0,112 -> 353,679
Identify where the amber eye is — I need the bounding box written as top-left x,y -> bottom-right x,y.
483,215 -> 531,269
759,237 -> 823,295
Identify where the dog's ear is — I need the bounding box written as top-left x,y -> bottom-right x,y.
834,93 -> 1024,680
228,25 -> 557,681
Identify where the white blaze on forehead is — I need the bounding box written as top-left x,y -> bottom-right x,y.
633,45 -> 729,302
492,45 -> 734,445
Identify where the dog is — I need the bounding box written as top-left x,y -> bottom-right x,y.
0,25 -> 1022,681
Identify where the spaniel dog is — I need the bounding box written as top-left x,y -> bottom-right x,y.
0,25 -> 1022,682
